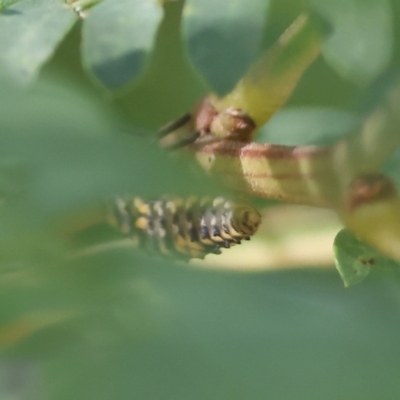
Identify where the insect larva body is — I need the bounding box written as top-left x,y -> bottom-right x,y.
107,196 -> 261,259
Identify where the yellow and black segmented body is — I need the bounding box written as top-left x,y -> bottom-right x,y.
107,196 -> 261,259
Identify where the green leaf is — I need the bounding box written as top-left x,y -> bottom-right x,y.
0,76 -> 218,360
0,0 -> 77,84
182,0 -> 270,94
257,107 -> 361,145
384,150 -> 400,188
82,0 -> 163,89
309,0 -> 393,85
0,0 -> 22,10
0,213 -> 156,359
333,229 -> 400,287
116,1 -> 208,130
41,264 -> 400,400
0,77 -> 221,224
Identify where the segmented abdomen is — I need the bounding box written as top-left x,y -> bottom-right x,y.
107,196 -> 261,259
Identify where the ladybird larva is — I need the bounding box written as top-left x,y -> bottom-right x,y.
107,196 -> 261,259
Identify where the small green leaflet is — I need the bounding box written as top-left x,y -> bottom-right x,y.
333,229 -> 400,287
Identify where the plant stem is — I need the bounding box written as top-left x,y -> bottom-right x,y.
213,13 -> 324,129
332,82 -> 400,186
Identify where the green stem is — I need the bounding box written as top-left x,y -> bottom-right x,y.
214,13 -> 325,128
332,81 -> 400,188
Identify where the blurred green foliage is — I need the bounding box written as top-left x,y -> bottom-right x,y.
0,0 -> 400,399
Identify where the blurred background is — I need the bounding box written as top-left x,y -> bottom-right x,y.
0,0 -> 400,399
